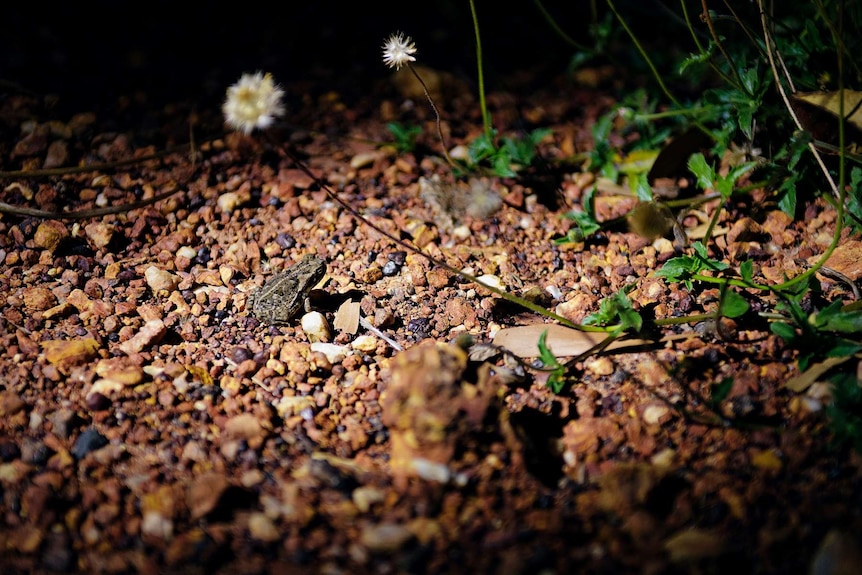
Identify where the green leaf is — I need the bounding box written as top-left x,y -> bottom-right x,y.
815,300 -> 862,334
778,183 -> 798,217
724,162 -> 758,189
468,131 -> 498,164
825,339 -> 862,358
492,149 -> 516,178
692,240 -> 710,260
710,377 -> 734,405
679,42 -> 716,74
739,260 -> 754,284
386,122 -> 422,153
736,103 -> 756,140
634,172 -> 654,202
537,329 -> 560,367
583,285 -> 642,332
537,330 -> 567,394
721,289 -> 750,318
557,187 -> 601,242
770,321 -> 798,341
656,240 -> 729,290
688,153 -> 716,191
740,66 -> 758,95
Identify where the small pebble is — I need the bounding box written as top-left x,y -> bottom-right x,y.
145,266 -> 180,293
85,392 -> 112,411
382,260 -> 400,276
301,311 -> 331,342
0,439 -> 21,462
71,428 -> 108,459
309,342 -> 348,364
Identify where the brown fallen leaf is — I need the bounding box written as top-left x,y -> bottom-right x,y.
810,529 -> 862,575
663,528 -> 724,563
492,323 -> 652,358
785,355 -> 853,393
811,238 -> 862,281
333,299 -> 361,334
794,90 -> 862,131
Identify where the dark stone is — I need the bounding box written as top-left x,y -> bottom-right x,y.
71,428 -> 108,460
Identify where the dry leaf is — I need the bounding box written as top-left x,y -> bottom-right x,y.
333,300 -> 361,334
664,528 -> 724,563
810,529 -> 862,575
492,324 -> 651,357
785,355 -> 852,393
794,90 -> 862,131
811,238 -> 862,281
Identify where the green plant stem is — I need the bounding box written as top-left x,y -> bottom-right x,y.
605,0 -> 715,140
699,0 -> 747,94
634,106 -> 719,121
699,194 -> 724,246
691,273 -> 769,291
532,0 -> 590,52
680,0 -> 706,53
653,313 -> 715,326
279,142 -> 612,333
679,0 -> 736,88
407,64 -> 457,169
757,0 -> 839,199
468,0 -> 492,139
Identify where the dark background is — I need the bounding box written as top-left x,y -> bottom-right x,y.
2,1 -> 600,111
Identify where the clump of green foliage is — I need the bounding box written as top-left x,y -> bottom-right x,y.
582,0 -> 862,448
382,0 -> 862,453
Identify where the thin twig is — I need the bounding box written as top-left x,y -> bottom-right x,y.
277,143 -> 603,333
468,0 -> 492,138
757,0 -> 839,199
359,316 -> 404,352
407,64 -> 457,170
700,0 -> 747,92
0,186 -> 183,219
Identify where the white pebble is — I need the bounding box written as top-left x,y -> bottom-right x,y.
301,311 -> 331,342
351,335 -> 378,352
145,266 -> 179,293
310,342 -> 348,364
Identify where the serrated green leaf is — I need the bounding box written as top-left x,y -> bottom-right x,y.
634,172 -> 654,202
692,240 -> 709,260
679,44 -> 715,74
537,329 -> 559,366
493,150 -> 516,178
688,153 -> 715,191
655,258 -> 692,279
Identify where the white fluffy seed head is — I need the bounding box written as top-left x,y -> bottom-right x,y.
222,71 -> 285,134
381,32 -> 417,70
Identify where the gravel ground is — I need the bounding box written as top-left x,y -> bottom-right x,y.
1,56 -> 861,575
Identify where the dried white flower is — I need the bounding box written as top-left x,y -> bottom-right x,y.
222,72 -> 285,134
381,32 -> 417,70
